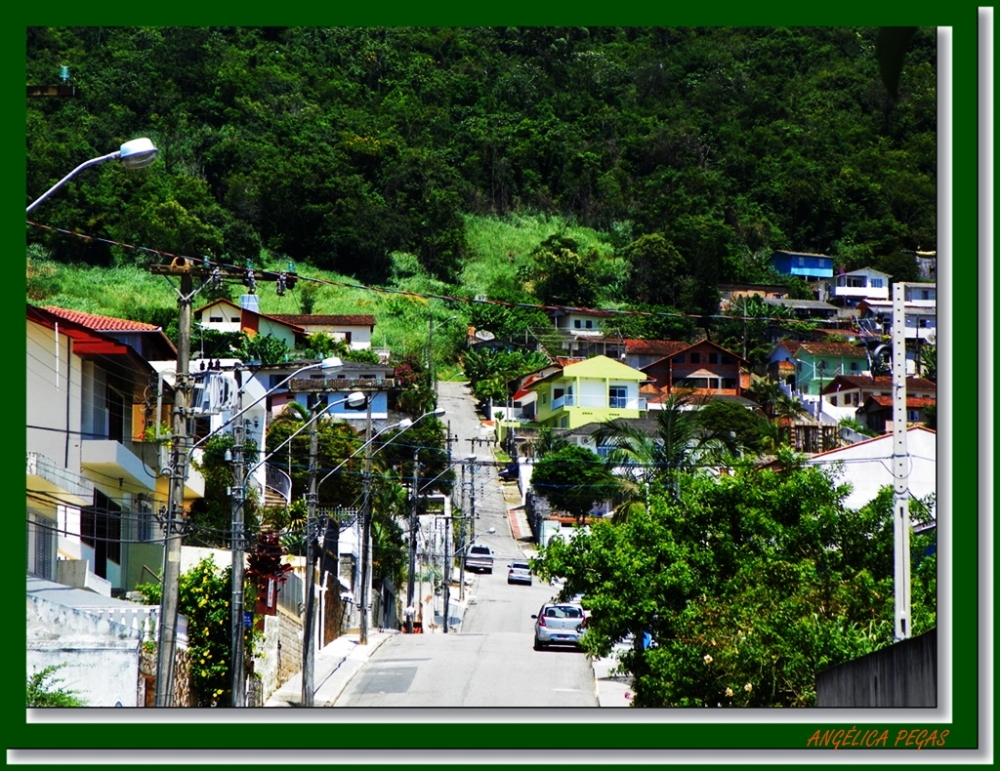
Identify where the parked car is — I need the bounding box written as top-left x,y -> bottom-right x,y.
507,561 -> 532,585
498,462 -> 519,482
531,602 -> 586,650
465,544 -> 494,574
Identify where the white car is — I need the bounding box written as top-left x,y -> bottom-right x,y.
507,561 -> 532,585
531,602 -> 587,650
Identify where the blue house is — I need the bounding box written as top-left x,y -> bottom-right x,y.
769,250 -> 835,280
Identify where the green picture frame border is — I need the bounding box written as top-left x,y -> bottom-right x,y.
11,2 -> 986,764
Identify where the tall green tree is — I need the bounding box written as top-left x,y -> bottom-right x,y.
533,458 -> 936,707
530,444 -> 616,523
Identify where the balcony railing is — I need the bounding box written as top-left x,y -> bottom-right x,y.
550,395 -> 645,412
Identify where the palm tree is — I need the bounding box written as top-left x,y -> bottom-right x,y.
593,393 -> 742,521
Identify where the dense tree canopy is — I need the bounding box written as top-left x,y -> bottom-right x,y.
27,26 -> 936,291
532,459 -> 937,707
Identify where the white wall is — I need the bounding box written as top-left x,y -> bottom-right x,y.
27,595 -> 142,707
806,428 -> 936,515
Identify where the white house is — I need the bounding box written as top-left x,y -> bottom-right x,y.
805,426 -> 936,523
832,267 -> 892,302
193,296 -> 303,350
27,305 -> 204,595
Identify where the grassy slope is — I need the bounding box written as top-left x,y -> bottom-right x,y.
27,213 -> 616,370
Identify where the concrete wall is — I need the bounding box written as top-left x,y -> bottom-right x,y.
27,594 -> 142,707
816,628 -> 936,707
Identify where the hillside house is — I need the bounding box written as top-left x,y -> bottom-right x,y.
856,395 -> 937,433
639,340 -> 749,399
526,355 -> 649,430
27,305 -> 204,595
193,297 -> 303,350
267,313 -> 377,351
768,340 -> 870,396
769,250 -> 835,281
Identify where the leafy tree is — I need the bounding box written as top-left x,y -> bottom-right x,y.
695,400 -> 776,455
137,556 -> 259,707
524,234 -> 617,307
622,233 -> 696,310
532,461 -> 936,707
27,665 -> 85,707
233,332 -> 291,366
186,434 -> 260,549
530,444 -> 616,523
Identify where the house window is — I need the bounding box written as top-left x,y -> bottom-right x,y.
870,278 -> 884,288
907,410 -> 921,422
850,361 -> 859,371
708,353 -> 719,364
609,386 -> 628,409
344,331 -> 353,344
230,315 -> 239,323
585,319 -> 594,329
690,352 -> 701,364
209,315 -> 224,323
721,355 -> 733,364
81,490 -> 122,578
722,378 -> 737,390
574,319 -> 582,329
673,354 -> 685,364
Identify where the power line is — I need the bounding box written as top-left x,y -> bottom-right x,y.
27,220 -> 854,329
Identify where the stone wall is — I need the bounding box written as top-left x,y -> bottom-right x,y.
254,607 -> 302,702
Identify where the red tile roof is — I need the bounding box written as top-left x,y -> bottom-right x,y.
268,314 -> 376,326
797,341 -> 869,357
623,339 -> 688,356
823,375 -> 937,393
43,306 -> 161,331
865,395 -> 937,409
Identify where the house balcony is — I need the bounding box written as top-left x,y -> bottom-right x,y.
27,452 -> 94,506
551,394 -> 646,412
81,439 -> 204,499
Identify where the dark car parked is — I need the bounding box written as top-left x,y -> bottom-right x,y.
499,462 -> 519,482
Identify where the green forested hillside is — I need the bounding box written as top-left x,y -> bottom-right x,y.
26,26 -> 936,323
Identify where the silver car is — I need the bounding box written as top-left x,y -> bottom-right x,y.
531,602 -> 586,650
507,561 -> 532,585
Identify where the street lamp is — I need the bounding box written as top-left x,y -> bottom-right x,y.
230,389 -> 364,707
27,137 -> 158,213
154,356 -> 343,707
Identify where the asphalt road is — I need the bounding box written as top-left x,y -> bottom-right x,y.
332,380 -> 597,708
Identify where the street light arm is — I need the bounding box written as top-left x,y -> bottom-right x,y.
243,391 -> 365,485
27,138 -> 158,214
317,408 -> 444,487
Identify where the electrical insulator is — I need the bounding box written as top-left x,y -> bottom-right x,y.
211,267 -> 221,289
244,269 -> 257,293
276,273 -> 287,296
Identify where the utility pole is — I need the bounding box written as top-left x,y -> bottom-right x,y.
359,398 -> 374,644
301,406 -> 320,706
406,446 -> 420,634
442,516 -> 451,635
891,282 -> 911,640
154,267 -> 193,708
150,257 -> 294,707
230,365 -> 246,707
459,460 -> 477,602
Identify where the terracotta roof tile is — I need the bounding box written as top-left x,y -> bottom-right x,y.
268,314 -> 376,326
43,306 -> 161,332
865,395 -> 937,409
623,339 -> 688,356
798,341 -> 868,357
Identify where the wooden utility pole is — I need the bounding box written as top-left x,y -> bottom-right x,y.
230,366 -> 246,707
406,447 -> 420,634
154,266 -> 193,707
301,408 -> 320,707
149,257 -> 295,706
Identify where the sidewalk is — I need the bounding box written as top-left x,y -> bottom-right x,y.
264,630 -> 394,707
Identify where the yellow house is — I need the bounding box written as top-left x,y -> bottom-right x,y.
527,355 -> 649,429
